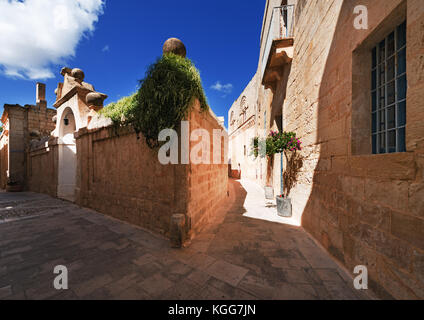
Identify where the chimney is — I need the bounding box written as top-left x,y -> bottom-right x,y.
36,82 -> 47,110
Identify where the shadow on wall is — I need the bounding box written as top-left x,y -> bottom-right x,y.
299,0 -> 423,299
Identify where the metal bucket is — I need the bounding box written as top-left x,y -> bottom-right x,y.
276,196 -> 292,217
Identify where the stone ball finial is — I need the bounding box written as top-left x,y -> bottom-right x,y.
163,38 -> 186,57
71,68 -> 85,82
60,67 -> 72,76
86,92 -> 108,108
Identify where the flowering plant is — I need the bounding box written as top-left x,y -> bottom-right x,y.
251,130 -> 302,158
251,130 -> 303,198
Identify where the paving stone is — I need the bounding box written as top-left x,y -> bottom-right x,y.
158,278 -> 202,300
184,252 -> 216,270
49,290 -> 79,300
138,274 -> 174,298
288,258 -> 311,268
205,260 -> 249,287
238,274 -> 276,299
162,261 -> 192,282
269,257 -> 290,268
115,285 -> 150,300
134,261 -> 163,279
196,285 -> 232,300
187,270 -> 211,287
1,245 -> 32,257
273,283 -> 318,300
73,274 -> 114,298
298,243 -> 339,269
0,182 -> 372,300
283,269 -> 313,284
132,253 -> 157,266
322,281 -> 360,300
0,285 -> 12,299
25,283 -> 63,300
315,268 -> 346,283
103,273 -> 140,295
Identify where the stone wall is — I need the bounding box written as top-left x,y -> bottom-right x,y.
228,73 -> 262,182
0,87 -> 56,190
280,0 -> 424,299
0,133 -> 8,189
27,139 -> 58,197
27,98 -> 229,242
187,101 -> 229,237
229,0 -> 424,299
74,125 -> 178,236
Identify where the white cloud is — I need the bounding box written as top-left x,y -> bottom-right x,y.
210,81 -> 233,96
0,0 -> 105,80
102,45 -> 110,52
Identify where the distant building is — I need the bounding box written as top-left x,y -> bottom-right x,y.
0,83 -> 56,189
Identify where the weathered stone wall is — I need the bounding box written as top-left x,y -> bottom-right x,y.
228,73 -> 262,182
31,99 -> 230,240
74,125 -> 179,237
4,107 -> 26,186
27,140 -> 58,197
187,101 -> 229,237
0,100 -> 56,189
279,0 -> 424,299
0,131 -> 8,189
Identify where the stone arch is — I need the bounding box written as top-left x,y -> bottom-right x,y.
57,107 -> 77,202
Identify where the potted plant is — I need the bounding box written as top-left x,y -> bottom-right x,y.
276,194 -> 292,217
252,131 -> 302,216
278,133 -> 302,217
6,177 -> 23,192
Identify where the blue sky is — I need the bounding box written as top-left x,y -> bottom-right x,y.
0,0 -> 265,127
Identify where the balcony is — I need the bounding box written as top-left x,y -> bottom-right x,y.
261,5 -> 295,91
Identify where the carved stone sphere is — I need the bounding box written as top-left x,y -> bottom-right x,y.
71,68 -> 85,82
163,38 -> 186,57
86,92 -> 107,107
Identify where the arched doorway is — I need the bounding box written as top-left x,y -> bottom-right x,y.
57,108 -> 77,202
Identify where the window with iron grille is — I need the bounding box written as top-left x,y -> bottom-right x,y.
371,21 -> 407,154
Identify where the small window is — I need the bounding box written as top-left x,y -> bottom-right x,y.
371,21 -> 407,154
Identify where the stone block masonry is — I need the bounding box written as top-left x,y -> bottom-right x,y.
231,0 -> 424,299
283,0 -> 424,299
27,98 -> 228,244
0,82 -> 57,189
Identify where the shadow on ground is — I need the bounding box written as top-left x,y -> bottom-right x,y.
0,181 -> 372,300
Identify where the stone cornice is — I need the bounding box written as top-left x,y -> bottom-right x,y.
229,114 -> 256,137
53,86 -> 92,109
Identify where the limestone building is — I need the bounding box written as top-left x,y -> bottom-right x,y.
0,83 -> 56,189
229,0 -> 424,299
228,73 -> 262,181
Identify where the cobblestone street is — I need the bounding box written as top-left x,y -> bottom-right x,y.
0,180 -> 372,300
